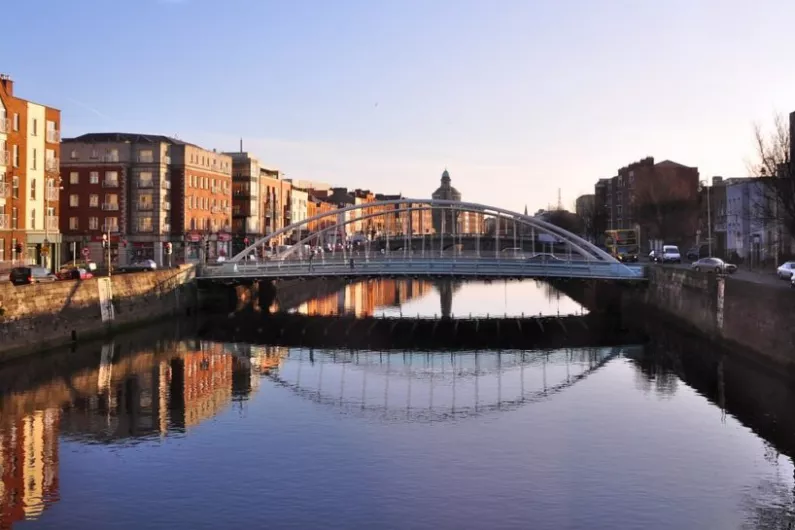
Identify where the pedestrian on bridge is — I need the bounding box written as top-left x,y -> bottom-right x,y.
349,257 -> 355,270
308,249 -> 315,271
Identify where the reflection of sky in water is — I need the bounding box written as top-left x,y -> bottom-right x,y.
376,280 -> 585,318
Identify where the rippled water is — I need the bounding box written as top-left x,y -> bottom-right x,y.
1,280 -> 794,529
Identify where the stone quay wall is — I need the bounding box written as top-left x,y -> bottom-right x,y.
0,266 -> 197,359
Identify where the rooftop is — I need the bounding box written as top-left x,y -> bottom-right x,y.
62,132 -> 198,147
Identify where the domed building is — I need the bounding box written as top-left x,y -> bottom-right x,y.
431,169 -> 462,234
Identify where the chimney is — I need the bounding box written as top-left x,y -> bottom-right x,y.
0,74 -> 13,96
240,138 -> 243,153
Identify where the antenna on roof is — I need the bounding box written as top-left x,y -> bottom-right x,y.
240,138 -> 243,153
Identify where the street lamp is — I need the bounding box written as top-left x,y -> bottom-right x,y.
699,180 -> 712,257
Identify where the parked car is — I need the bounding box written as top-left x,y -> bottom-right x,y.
526,253 -> 563,263
118,259 -> 157,272
686,245 -> 709,261
56,266 -> 94,280
776,261 -> 795,279
501,247 -> 527,259
691,257 -> 737,274
9,266 -> 58,286
791,274 -> 795,289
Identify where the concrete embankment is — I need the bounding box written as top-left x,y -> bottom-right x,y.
0,266 -> 198,359
559,267 -> 795,370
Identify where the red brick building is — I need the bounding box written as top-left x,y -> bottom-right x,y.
0,74 -> 62,270
60,133 -> 232,265
595,157 -> 700,249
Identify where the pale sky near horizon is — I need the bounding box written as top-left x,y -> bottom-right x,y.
6,0 -> 795,212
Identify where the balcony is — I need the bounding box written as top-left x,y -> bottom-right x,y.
162,224 -> 171,233
137,203 -> 154,211
103,223 -> 119,233
46,186 -> 59,202
211,206 -> 222,214
162,180 -> 171,190
102,203 -> 119,211
46,129 -> 60,143
136,180 -> 153,188
0,214 -> 8,229
0,151 -> 8,165
164,156 -> 171,165
0,118 -> 8,133
101,154 -> 120,163
45,216 -> 58,231
137,155 -> 155,163
45,157 -> 60,172
103,179 -> 120,188
0,182 -> 8,198
163,202 -> 171,211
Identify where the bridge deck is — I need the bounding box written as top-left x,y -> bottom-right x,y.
200,257 -> 646,281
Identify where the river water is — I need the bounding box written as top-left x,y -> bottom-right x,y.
1,279 -> 793,529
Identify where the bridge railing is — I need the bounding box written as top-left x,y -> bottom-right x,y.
199,255 -> 645,280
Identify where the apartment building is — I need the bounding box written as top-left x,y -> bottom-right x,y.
0,74 -> 62,270
594,157 -> 699,248
227,151 -> 264,251
61,133 -> 232,265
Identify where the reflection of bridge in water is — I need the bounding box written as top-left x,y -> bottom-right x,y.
265,347 -> 641,424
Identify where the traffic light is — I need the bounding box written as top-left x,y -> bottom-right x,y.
205,239 -> 210,257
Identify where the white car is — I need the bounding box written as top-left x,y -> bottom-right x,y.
659,245 -> 681,264
776,261 -> 795,279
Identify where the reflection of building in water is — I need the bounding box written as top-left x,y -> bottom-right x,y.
297,279 -> 435,317
0,409 -> 60,528
60,343 -> 255,441
250,346 -> 289,375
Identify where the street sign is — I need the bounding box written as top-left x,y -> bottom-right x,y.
82,247 -> 91,258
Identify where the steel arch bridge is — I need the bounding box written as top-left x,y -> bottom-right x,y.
200,199 -> 645,281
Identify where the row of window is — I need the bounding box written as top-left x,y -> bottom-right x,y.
68,194 -> 119,208
0,110 -> 57,137
188,218 -> 224,231
69,171 -> 119,185
0,174 -> 59,201
188,173 -> 229,192
188,153 -> 230,172
68,216 -> 118,231
187,195 -> 229,211
0,207 -> 55,230
0,143 -> 56,169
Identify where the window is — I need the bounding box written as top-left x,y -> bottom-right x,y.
89,171 -> 99,184
88,217 -> 99,230
11,207 -> 17,229
0,239 -> 3,262
104,171 -> 119,186
138,192 -> 153,211
30,209 -> 36,230
104,193 -> 118,209
104,217 -> 118,232
90,148 -> 98,159
89,194 -> 99,207
70,149 -> 78,160
69,171 -> 79,184
138,171 -> 153,187
69,217 -> 79,230
30,179 -> 36,200
13,114 -> 18,131
69,194 -> 79,207
31,148 -> 37,170
138,149 -> 153,163
12,145 -> 18,167
137,217 -> 153,232
106,148 -> 119,162
31,119 -> 38,136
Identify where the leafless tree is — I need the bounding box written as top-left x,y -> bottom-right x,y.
749,113 -> 795,242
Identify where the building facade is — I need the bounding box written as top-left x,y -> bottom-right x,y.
0,74 -> 62,270
60,133 -> 232,266
228,152 -> 263,246
594,157 -> 699,249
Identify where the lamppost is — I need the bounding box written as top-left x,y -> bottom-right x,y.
43,175 -> 63,271
699,180 -> 712,257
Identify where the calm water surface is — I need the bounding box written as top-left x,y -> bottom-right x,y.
2,280 -> 793,529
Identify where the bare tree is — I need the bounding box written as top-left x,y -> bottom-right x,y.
749,113 -> 795,243
631,175 -> 698,246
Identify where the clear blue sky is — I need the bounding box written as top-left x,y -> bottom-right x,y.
7,0 -> 795,212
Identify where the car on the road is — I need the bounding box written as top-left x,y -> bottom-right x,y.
501,247 -> 527,259
691,257 -> 737,274
56,266 -> 93,281
526,253 -> 563,263
776,261 -> 795,279
651,245 -> 682,264
8,266 -> 58,285
118,259 -> 157,272
686,245 -> 709,261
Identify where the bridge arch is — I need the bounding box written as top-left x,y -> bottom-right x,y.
230,198 -> 616,264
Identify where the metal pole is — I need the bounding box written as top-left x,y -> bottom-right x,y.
495,214 -> 500,258
707,186 -> 712,257
107,226 -> 112,278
